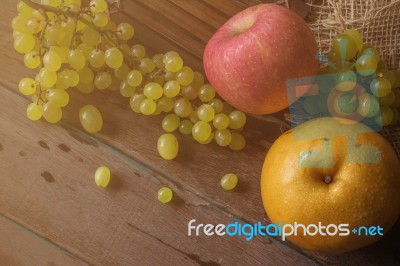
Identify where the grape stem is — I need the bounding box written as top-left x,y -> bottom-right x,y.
21,0 -> 119,48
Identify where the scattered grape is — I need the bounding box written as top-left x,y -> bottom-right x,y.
229,111 -> 246,129
94,166 -> 111,188
144,82 -> 163,100
157,187 -> 173,203
79,105 -> 103,133
140,99 -> 157,115
220,174 -> 238,190
47,89 -> 69,107
174,98 -> 193,118
94,72 -> 112,90
198,84 -> 216,102
214,129 -> 232,146
157,134 -> 179,160
213,113 -> 230,130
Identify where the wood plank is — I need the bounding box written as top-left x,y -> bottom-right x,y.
0,215 -> 87,266
0,86 -> 314,266
122,1 -> 206,59
167,0 -> 229,30
2,0 -> 400,265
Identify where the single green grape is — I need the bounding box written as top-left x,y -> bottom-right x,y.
17,1 -> 34,17
94,166 -> 111,188
25,18 -> 43,34
104,47 -> 123,69
89,49 -> 105,68
355,54 -> 378,76
24,51 -> 41,69
50,46 -> 69,63
179,120 -> 193,135
119,80 -> 136,97
157,134 -> 179,160
47,89 -> 70,107
374,106 -> 393,127
379,91 -> 395,106
94,72 -> 112,90
93,12 -> 109,27
42,103 -> 62,123
362,45 -> 380,62
370,78 -> 392,97
144,82 -> 163,100
176,66 -> 194,86
163,80 -> 181,98
69,49 -> 86,70
220,174 -> 238,190
90,0 -> 108,13
357,93 -> 380,118
334,69 -> 357,92
114,63 -> 129,81
81,27 -> 101,46
162,113 -> 181,132
163,51 -> 183,72
140,99 -> 157,115
45,24 -> 65,42
78,67 -> 95,85
213,113 -> 230,130
37,68 -> 57,88
209,98 -> 224,114
174,98 -> 193,118
191,72 -> 205,89
152,53 -> 164,69
63,69 -> 80,87
79,104 -> 103,133
376,69 -> 396,87
130,93 -> 146,113
333,92 -> 358,115
157,187 -> 173,203
181,85 -> 198,101
229,111 -> 246,129
11,15 -> 27,32
127,70 -> 143,87
139,58 -> 156,74
19,77 -> 36,95
117,23 -> 134,41
131,44 -> 145,60
214,129 -> 232,146
198,84 -> 216,102
343,29 -> 363,52
157,96 -> 175,113
332,34 -> 358,60
192,121 -> 212,142
229,133 -> 246,151
26,102 -> 43,121
197,104 -> 215,122
14,33 -> 36,54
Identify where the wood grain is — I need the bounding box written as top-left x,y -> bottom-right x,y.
0,215 -> 87,266
1,0 -> 399,265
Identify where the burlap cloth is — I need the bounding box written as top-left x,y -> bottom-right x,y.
282,0 -> 400,158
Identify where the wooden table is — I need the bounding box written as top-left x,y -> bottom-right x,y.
1,0 -> 399,265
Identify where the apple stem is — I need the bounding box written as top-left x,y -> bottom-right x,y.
324,176 -> 332,184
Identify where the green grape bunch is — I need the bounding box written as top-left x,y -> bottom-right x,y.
306,29 -> 400,127
12,0 -> 247,161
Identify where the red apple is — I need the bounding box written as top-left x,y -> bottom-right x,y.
203,4 -> 319,114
